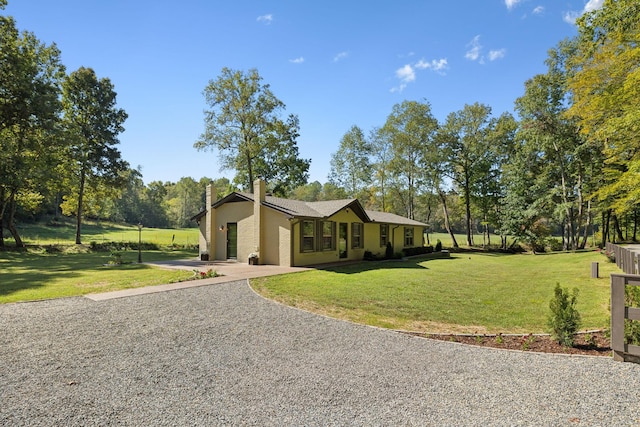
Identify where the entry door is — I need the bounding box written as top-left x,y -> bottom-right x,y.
226,223 -> 237,259
339,223 -> 348,259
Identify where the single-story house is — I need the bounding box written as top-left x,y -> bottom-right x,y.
192,179 -> 427,267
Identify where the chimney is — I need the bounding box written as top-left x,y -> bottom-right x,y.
206,184 -> 216,257
253,179 -> 265,262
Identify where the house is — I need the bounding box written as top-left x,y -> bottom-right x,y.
192,179 -> 428,267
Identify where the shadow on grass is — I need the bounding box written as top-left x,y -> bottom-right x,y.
0,251 -> 162,298
313,255 -> 459,275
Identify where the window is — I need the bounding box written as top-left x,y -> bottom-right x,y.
404,227 -> 414,247
302,220 -> 315,252
322,221 -> 335,251
351,222 -> 363,249
380,224 -> 389,247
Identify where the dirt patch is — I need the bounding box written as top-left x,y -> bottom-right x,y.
405,330 -> 611,357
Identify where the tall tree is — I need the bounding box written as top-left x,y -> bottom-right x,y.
62,67 -> 128,244
328,125 -> 372,199
566,0 -> 640,224
195,68 -> 310,193
0,14 -> 65,247
380,100 -> 437,220
438,103 -> 497,246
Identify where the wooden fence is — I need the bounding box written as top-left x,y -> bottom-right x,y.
605,242 -> 639,275
611,273 -> 640,362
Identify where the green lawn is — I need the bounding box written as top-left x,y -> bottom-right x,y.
251,250 -> 618,334
9,220 -> 199,247
0,249 -> 198,303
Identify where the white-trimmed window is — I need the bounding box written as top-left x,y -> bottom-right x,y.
380,224 -> 389,247
404,227 -> 414,247
351,222 -> 363,249
322,221 -> 335,251
302,220 -> 315,252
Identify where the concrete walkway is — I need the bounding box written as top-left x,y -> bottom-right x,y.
85,259 -> 309,301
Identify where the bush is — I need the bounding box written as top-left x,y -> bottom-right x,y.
385,242 -> 394,259
435,239 -> 442,252
547,283 -> 581,347
401,246 -> 435,257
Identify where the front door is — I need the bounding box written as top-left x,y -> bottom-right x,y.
339,222 -> 348,259
226,223 -> 237,259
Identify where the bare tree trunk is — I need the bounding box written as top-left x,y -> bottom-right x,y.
75,170 -> 86,245
7,190 -> 24,248
439,191 -> 458,248
613,214 -> 624,243
579,200 -> 591,249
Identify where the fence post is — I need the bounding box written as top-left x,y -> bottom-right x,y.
591,262 -> 599,278
611,274 -> 626,361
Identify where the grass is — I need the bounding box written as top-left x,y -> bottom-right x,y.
1,218 -> 201,303
251,250 -> 619,334
8,218 -> 199,247
0,248 -> 198,303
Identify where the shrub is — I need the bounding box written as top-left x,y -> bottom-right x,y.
402,246 -> 435,257
385,242 -> 394,259
625,285 -> 640,345
547,283 -> 581,347
435,239 -> 442,252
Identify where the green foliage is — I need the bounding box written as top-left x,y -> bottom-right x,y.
435,239 -> 442,252
195,67 -> 310,194
62,67 -> 128,244
547,283 -> 582,347
329,125 -> 372,199
624,285 -> 640,346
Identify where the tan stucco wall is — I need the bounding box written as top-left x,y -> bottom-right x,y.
262,208 -> 291,266
213,201 -> 254,261
198,218 -> 207,255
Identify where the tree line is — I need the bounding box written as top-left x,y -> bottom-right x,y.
316,0 -> 640,250
3,0 -> 639,252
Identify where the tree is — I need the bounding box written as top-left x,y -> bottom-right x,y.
438,103 -> 499,246
195,68 -> 310,193
0,14 -> 65,247
380,100 -> 437,220
62,67 -> 128,244
329,125 -> 372,199
566,0 -> 640,228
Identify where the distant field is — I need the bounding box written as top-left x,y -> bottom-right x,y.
7,219 -> 199,247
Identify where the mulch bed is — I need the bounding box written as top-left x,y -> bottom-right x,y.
405,331 -> 611,357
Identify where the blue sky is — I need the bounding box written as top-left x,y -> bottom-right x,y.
6,0 -> 603,186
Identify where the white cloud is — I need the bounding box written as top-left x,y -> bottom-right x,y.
390,84 -> 407,94
415,58 -> 448,73
391,57 -> 448,92
289,57 -> 304,64
257,14 -> 273,24
488,49 -> 506,61
564,0 -> 604,24
584,0 -> 604,13
505,0 -> 522,10
395,64 -> 416,83
465,35 -> 482,61
533,6 -> 544,15
333,51 -> 349,62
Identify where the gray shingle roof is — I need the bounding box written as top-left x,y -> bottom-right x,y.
199,191 -> 427,227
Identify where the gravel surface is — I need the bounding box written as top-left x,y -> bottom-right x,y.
1,280 -> 640,426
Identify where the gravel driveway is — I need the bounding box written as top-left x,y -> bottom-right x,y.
2,280 -> 639,426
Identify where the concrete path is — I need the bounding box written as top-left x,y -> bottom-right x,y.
86,259 -> 309,301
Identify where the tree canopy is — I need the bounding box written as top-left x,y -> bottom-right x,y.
195,68 -> 310,195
